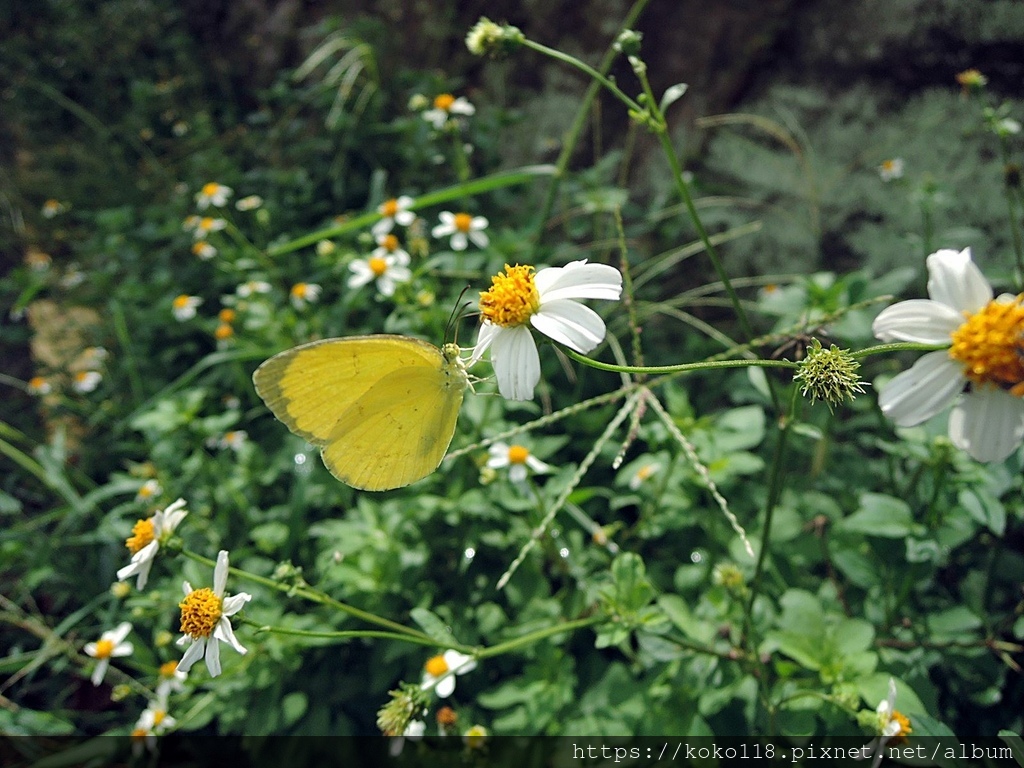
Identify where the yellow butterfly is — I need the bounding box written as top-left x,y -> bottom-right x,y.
253,335 -> 468,491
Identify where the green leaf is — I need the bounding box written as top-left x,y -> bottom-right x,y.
837,493 -> 914,538
958,488 -> 1006,536
926,606 -> 982,641
610,552 -> 654,612
409,608 -> 455,644
998,731 -> 1024,767
281,692 -> 308,726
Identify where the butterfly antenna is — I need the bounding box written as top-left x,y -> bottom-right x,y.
445,286 -> 475,344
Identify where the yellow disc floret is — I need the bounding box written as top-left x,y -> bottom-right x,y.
434,94 -> 455,111
93,638 -> 115,659
479,264 -> 539,327
507,445 -> 529,464
948,296 -> 1024,394
369,256 -> 388,276
126,518 -> 155,555
159,660 -> 179,679
179,587 -> 223,638
453,213 -> 473,233
425,654 -> 449,677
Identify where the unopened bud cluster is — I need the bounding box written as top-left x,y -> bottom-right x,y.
465,18 -> 525,58
792,338 -> 866,410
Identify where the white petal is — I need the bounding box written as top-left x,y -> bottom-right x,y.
110,622 -> 133,644
531,299 -> 606,353
469,322 -> 499,366
451,232 -> 468,251
431,222 -> 453,238
177,639 -> 204,673
205,636 -> 222,677
214,551 -> 229,596
444,650 -> 477,675
468,230 -> 489,248
926,248 -> 992,312
91,658 -> 109,686
84,642 -> 98,657
182,581 -> 193,596
111,642 -> 134,658
372,218 -> 394,237
434,674 -> 456,698
377,275 -> 396,297
526,454 -> 552,473
509,464 -> 528,483
949,388 -> 1024,462
872,299 -> 965,343
221,592 -> 252,617
487,443 -> 510,468
492,326 -> 540,400
348,268 -> 373,289
133,559 -> 155,591
214,617 -> 249,655
877,352 -> 964,426
535,261 -> 622,302
470,216 -> 488,230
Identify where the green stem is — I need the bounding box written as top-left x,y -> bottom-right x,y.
531,0 -> 653,244
741,386 -> 798,648
562,347 -> 796,375
242,620 -> 447,650
520,40 -> 642,115
181,549 -> 440,647
853,342 -> 948,358
475,616 -> 603,660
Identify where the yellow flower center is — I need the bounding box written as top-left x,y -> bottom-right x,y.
219,308 -> 236,323
159,660 -> 179,679
507,445 -> 530,464
29,376 -> 48,390
479,264 -> 539,327
199,217 -> 215,230
126,518 -> 155,555
434,93 -> 455,111
214,323 -> 234,341
948,297 -> 1024,395
890,711 -> 912,744
453,213 -> 473,232
881,160 -> 897,172
131,727 -> 149,740
173,295 -> 191,310
425,654 -> 449,677
635,464 -> 657,482
368,256 -> 388,276
381,198 -> 399,217
179,587 -> 223,638
152,709 -> 166,727
93,638 -> 116,659
201,182 -> 220,197
380,234 -> 399,252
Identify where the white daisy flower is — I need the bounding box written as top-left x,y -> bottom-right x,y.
422,93 -> 475,129
290,282 -> 322,310
372,233 -> 412,264
878,158 -> 904,181
348,250 -> 411,297
117,498 -> 188,591
236,280 -> 272,298
172,294 -> 203,321
421,650 -> 477,698
27,376 -> 52,395
191,240 -> 217,260
155,660 -> 188,700
135,479 -> 162,503
471,260 -> 623,400
176,550 -> 252,678
72,370 -> 103,393
862,678 -> 912,768
432,211 -> 488,251
137,696 -> 177,735
41,199 -> 68,218
235,195 -> 263,211
190,216 -> 226,240
872,247 -> 1024,462
628,462 -> 660,490
372,196 -> 416,237
195,182 -> 232,209
217,430 -> 248,451
84,621 -> 134,686
486,442 -> 551,483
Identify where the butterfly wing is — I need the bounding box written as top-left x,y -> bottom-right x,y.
253,335 -> 466,491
